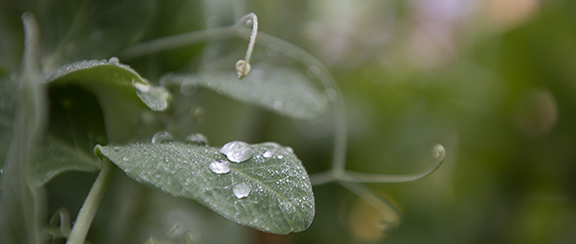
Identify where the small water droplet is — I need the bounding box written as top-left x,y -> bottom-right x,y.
233,183 -> 251,199
108,57 -> 119,64
277,155 -> 284,159
273,100 -> 283,110
185,133 -> 208,146
122,157 -> 129,161
262,150 -> 272,158
209,160 -> 230,174
246,19 -> 253,27
133,81 -> 150,93
152,131 -> 174,144
286,147 -> 294,153
220,141 -> 252,163
306,65 -> 321,79
0,168 -> 3,174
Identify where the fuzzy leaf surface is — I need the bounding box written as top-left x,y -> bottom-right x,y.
164,65 -> 327,121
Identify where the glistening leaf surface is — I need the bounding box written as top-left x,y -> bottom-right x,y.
44,58 -> 171,111
95,141 -> 315,234
163,65 -> 327,121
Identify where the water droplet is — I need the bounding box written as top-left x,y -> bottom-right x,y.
286,147 -> 294,153
108,57 -> 119,64
262,150 -> 272,158
273,100 -> 283,110
277,155 -> 284,159
133,81 -> 150,93
306,65 -> 321,79
185,133 -> 208,146
233,183 -> 251,199
246,19 -> 253,27
0,168 -> 3,174
209,160 -> 230,174
180,78 -> 197,96
220,141 -> 252,163
152,131 -> 174,144
122,157 -> 129,161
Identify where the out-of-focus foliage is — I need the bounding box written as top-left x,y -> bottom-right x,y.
2,0 -> 576,243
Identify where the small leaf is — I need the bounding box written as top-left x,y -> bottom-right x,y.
95,141 -> 315,234
32,136 -> 101,185
163,65 -> 327,121
44,58 -> 171,111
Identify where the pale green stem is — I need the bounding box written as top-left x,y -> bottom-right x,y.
235,13 -> 258,79
66,160 -> 115,244
337,144 -> 446,183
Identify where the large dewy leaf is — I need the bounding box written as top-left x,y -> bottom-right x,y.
95,140 -> 315,234
163,65 -> 327,121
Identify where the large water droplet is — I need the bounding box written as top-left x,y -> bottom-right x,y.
262,150 -> 272,158
209,160 -> 230,174
220,141 -> 252,163
233,183 -> 251,199
134,81 -> 150,93
152,131 -> 174,144
286,147 -> 294,153
185,133 -> 208,146
108,57 -> 119,65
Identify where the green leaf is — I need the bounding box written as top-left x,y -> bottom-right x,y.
44,58 -> 171,111
95,140 -> 315,234
163,65 -> 327,121
39,0 -> 153,66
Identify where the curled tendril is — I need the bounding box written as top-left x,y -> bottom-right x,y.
310,144 -> 446,185
235,13 -> 258,79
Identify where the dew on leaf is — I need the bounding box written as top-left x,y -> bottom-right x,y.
152,131 -> 174,144
220,141 -> 252,163
133,81 -> 151,93
209,160 -> 230,174
262,150 -> 273,158
277,155 -> 284,159
185,133 -> 208,146
108,57 -> 119,65
273,100 -> 283,110
286,147 -> 294,153
233,183 -> 251,199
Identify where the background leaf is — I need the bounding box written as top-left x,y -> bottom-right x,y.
95,140 -> 315,234
44,58 -> 170,143
163,65 -> 327,121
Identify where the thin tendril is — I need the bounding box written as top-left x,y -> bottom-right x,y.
235,13 -> 258,79
339,144 -> 446,183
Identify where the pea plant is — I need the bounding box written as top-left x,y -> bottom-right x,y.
0,3 -> 445,244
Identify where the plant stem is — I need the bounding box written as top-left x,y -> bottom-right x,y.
66,160 -> 115,244
119,26 -> 237,59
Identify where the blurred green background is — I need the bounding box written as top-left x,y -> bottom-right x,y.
2,0 -> 576,243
